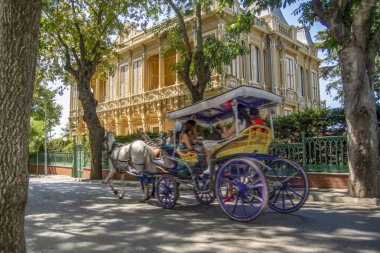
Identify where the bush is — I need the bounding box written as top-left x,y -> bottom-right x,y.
273,108 -> 346,142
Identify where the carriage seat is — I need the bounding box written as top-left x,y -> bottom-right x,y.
211,125 -> 272,158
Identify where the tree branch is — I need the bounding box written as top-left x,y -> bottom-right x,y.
165,0 -> 192,57
56,33 -> 78,81
70,0 -> 87,67
352,0 -> 377,49
310,0 -> 349,44
165,0 -> 193,88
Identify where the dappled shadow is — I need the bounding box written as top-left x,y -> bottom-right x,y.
25,178 -> 380,253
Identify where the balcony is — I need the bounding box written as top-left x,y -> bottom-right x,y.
95,84 -> 188,113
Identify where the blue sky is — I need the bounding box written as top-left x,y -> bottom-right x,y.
52,6 -> 341,137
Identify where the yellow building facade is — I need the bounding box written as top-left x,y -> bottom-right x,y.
69,4 -> 325,137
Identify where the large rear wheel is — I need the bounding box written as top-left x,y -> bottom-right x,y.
216,158 -> 268,222
266,158 -> 309,213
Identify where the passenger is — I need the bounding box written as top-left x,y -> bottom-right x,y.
218,104 -> 251,138
179,119 -> 199,151
206,122 -> 224,140
250,107 -> 264,125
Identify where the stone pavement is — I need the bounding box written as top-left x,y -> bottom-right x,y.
25,175 -> 380,253
79,176 -> 380,207
30,175 -> 380,207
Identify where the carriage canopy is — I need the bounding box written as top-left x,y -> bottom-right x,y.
166,85 -> 282,124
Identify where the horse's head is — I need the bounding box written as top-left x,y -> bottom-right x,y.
136,130 -> 150,143
103,131 -> 116,152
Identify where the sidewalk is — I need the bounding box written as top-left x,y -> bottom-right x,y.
308,188 -> 380,206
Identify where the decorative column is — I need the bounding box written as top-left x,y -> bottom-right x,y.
260,39 -> 266,88
270,36 -> 279,93
156,101 -> 163,131
141,47 -> 146,93
159,46 -> 163,89
175,51 -> 180,85
278,45 -> 286,96
115,62 -> 120,99
95,79 -> 101,101
128,51 -> 133,95
140,105 -> 148,132
127,108 -> 132,134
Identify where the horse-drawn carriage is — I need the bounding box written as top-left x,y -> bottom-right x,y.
104,85 -> 309,222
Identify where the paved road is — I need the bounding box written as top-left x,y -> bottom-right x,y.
25,176 -> 380,253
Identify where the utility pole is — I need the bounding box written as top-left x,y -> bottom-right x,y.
44,100 -> 48,176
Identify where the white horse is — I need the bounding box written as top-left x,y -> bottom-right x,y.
103,131 -> 156,200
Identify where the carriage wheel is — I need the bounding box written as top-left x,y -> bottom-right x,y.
194,180 -> 216,205
155,174 -> 179,209
216,158 -> 268,222
266,158 -> 309,213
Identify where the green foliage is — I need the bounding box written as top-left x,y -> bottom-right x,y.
40,0 -> 145,85
273,108 -> 346,142
29,117 -> 45,154
316,30 -> 380,103
151,0 -> 256,96
47,137 -> 72,153
115,131 -> 161,143
32,83 -> 63,134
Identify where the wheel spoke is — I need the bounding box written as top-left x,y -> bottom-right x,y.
286,187 -> 304,199
285,188 -> 295,207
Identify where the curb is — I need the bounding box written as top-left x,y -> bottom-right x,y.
308,190 -> 380,207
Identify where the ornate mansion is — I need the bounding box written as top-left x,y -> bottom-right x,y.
69,4 -> 325,137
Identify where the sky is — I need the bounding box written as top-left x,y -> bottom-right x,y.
52,5 -> 341,137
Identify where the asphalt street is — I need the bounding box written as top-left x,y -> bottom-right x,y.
25,176 -> 380,253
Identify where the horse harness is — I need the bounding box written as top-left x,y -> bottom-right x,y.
108,141 -> 149,174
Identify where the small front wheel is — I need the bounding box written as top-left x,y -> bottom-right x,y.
216,158 -> 268,222
194,180 -> 216,205
155,174 -> 179,209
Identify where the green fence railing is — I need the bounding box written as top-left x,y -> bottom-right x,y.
271,133 -> 349,173
29,150 -> 109,170
33,132 -> 380,174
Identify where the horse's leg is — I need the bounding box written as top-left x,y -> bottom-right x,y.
119,173 -> 125,199
151,181 -> 155,197
140,183 -> 150,202
105,159 -> 118,195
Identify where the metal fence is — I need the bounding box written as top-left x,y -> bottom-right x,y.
31,133 -> 378,174
270,133 -> 348,173
29,149 -> 109,170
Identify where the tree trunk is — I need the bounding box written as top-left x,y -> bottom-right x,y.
0,1 -> 41,252
340,45 -> 379,198
77,78 -> 104,180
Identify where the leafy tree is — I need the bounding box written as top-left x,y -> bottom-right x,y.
29,117 -> 45,154
47,137 -> 72,152
41,0 -> 143,179
316,30 -> 380,103
273,108 -> 346,142
0,1 -> 41,252
222,0 -> 380,198
151,0 -> 256,102
32,83 -> 63,137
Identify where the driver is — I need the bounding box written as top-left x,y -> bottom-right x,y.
217,104 -> 251,138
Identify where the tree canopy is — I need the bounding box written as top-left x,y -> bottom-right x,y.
40,0 -> 146,179
149,0 -> 257,102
